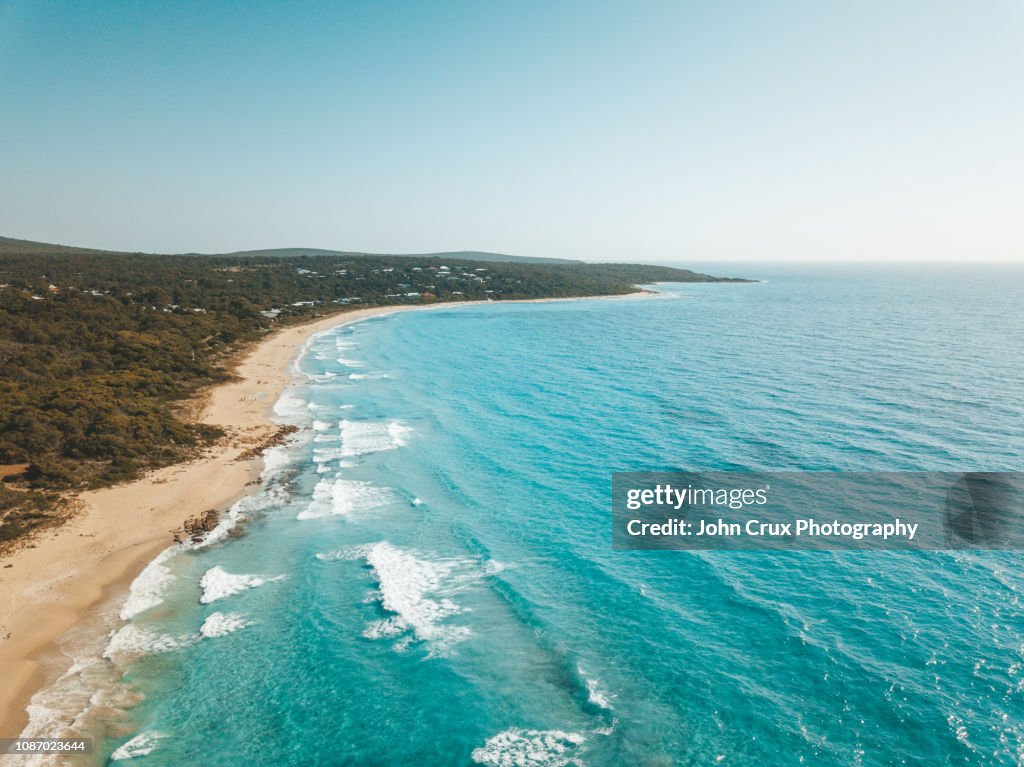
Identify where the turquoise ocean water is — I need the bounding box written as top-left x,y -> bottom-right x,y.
87,265 -> 1024,766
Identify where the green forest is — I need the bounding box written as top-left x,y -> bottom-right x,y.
0,248 -> 742,545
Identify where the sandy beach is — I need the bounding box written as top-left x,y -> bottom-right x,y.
0,293 -> 650,738
0,302 -> 465,738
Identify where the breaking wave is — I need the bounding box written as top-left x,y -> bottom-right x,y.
340,419 -> 412,457
200,612 -> 253,638
103,625 -> 195,663
579,666 -> 615,711
272,392 -> 308,420
297,477 -> 392,519
120,548 -> 176,620
343,542 -> 499,652
111,731 -> 166,761
199,566 -> 285,604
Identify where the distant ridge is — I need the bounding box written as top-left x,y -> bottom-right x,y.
0,237 -> 579,264
191,247 -> 580,264
0,236 -> 122,256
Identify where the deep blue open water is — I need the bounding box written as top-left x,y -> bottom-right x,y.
89,265 -> 1024,766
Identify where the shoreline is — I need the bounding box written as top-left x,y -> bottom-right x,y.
0,292 -> 650,738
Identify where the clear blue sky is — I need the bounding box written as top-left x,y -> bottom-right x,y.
1,1 -> 1021,261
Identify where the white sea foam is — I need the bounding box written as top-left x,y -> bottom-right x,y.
313,446 -> 345,463
187,491 -> 262,551
20,701 -> 71,752
188,509 -> 243,550
348,372 -> 390,380
362,617 -> 407,639
200,612 -> 253,638
199,566 -> 285,604
471,728 -> 586,767
16,604 -> 146,762
260,444 -> 293,478
359,542 -> 474,650
315,548 -> 365,562
587,680 -> 613,711
111,731 -> 166,760
337,357 -> 363,367
578,665 -> 614,710
312,419 -> 334,431
340,419 -> 412,457
18,655 -> 102,743
297,478 -> 391,519
197,484 -> 289,550
103,625 -> 195,662
273,392 -> 307,419
120,548 -> 176,620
